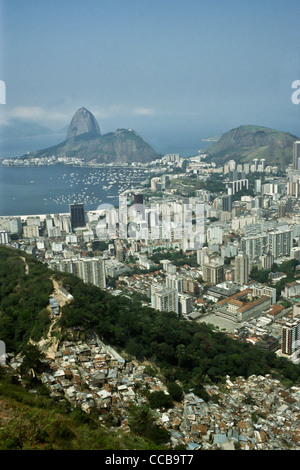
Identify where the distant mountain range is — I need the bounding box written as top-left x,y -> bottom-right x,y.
202,124 -> 300,167
0,118 -> 67,157
1,112 -> 299,167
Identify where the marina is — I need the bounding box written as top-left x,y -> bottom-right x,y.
0,165 -> 150,216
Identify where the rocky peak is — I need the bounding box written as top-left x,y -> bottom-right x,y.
67,107 -> 101,140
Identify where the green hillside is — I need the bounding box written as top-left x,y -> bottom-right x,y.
203,124 -> 299,167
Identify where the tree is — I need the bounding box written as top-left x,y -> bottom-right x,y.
166,382 -> 184,402
176,344 -> 186,368
128,405 -> 169,444
148,391 -> 173,410
19,344 -> 45,376
128,405 -> 154,435
250,268 -> 270,284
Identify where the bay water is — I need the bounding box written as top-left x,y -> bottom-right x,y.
0,165 -> 149,216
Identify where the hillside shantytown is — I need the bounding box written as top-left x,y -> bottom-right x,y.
6,330 -> 300,450
1,142 -> 300,449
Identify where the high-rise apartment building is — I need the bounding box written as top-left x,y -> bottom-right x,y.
268,228 -> 292,260
228,160 -> 236,171
287,180 -> 299,197
234,252 -> 249,284
151,285 -> 178,314
78,258 -> 106,289
241,233 -> 269,260
70,203 -> 85,230
228,179 -> 248,195
0,217 -> 22,234
178,294 -> 193,315
46,215 -> 54,232
0,230 -> 9,245
23,225 -> 40,238
243,163 -> 250,174
202,261 -> 225,285
61,215 -> 72,233
252,159 -> 258,172
133,194 -> 144,205
183,277 -> 199,295
258,159 -> 265,172
255,179 -> 262,194
293,141 -> 300,170
278,203 -> 286,218
166,274 -> 184,293
242,228 -> 292,261
197,247 -> 210,266
207,226 -> 223,245
260,253 -> 274,270
49,257 -> 106,289
282,319 -> 300,355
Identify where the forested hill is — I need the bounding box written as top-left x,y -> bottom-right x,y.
203,124 -> 299,167
0,245 -> 300,389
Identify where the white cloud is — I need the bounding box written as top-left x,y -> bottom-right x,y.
7,106 -> 72,128
0,103 -> 157,130
10,106 -> 45,120
132,107 -> 155,116
93,105 -> 156,119
93,104 -> 125,119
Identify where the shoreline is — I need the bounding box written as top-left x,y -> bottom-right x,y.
0,208 -> 113,222
0,164 -> 152,170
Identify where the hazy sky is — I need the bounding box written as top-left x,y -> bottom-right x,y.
1,0 -> 300,154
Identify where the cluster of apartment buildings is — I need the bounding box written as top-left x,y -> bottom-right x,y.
49,257 -> 106,289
